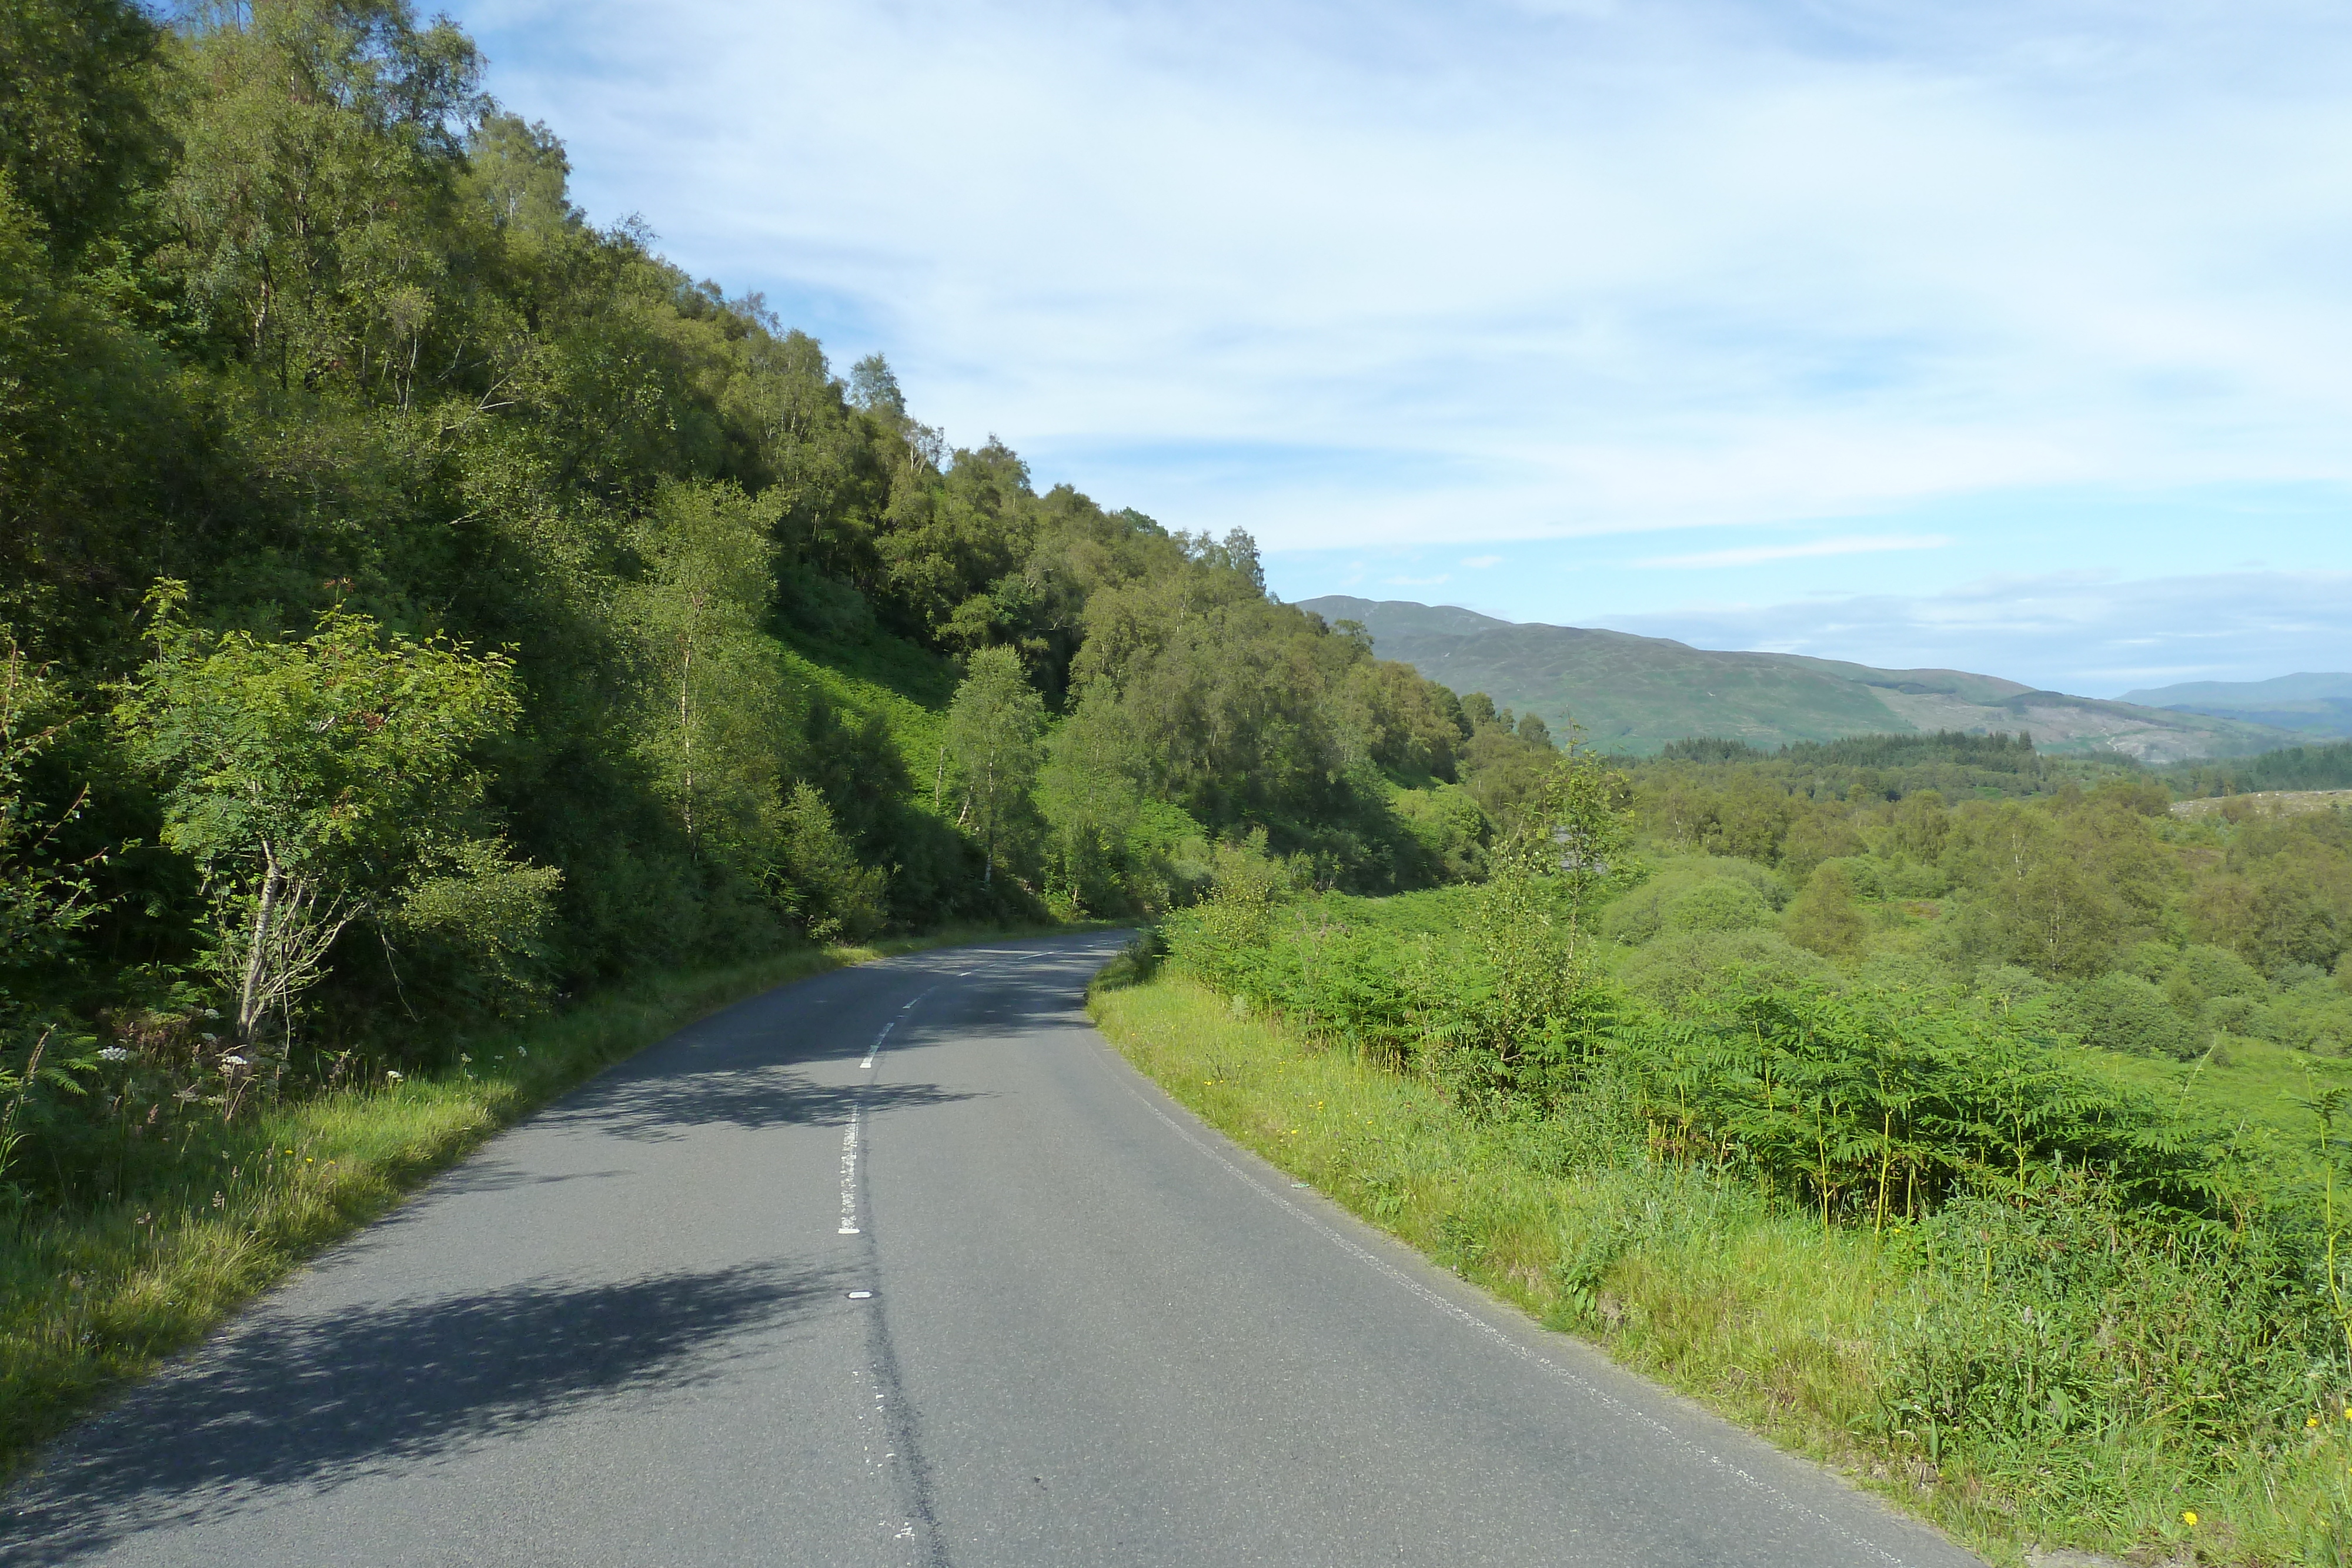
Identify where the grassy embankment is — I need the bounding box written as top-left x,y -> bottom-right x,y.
1089,964 -> 2350,1568
0,924 -> 1060,1474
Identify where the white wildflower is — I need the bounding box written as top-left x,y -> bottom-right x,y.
97,1046 -> 132,1063
201,1009 -> 220,1020
220,1054 -> 250,1068
385,1069 -> 405,1083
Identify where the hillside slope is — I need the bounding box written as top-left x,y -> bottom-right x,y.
1301,596 -> 2307,760
2119,672 -> 2352,738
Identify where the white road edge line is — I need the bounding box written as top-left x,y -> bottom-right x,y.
1105,1059 -> 1925,1568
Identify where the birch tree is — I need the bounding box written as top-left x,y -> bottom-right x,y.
946,646 -> 1043,887
624,480 -> 784,864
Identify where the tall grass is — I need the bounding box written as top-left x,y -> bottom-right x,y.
1091,936 -> 2352,1567
0,925 -> 1051,1473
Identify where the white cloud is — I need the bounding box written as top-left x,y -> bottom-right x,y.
1635,534 -> 1952,569
1461,554 -> 1504,569
450,0 -> 2352,568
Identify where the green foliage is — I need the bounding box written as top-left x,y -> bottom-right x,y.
1786,730 -> 2042,772
384,837 -> 564,1019
1615,928 -> 1835,1011
0,633 -> 101,1020
1602,854 -> 1784,944
0,0 -> 168,260
1885,1179 -> 2321,1516
2063,972 -> 2207,1059
114,585 -> 543,1049
1659,877 -> 1773,933
769,783 -> 885,943
1036,681 -> 1211,917
623,479 -> 788,867
1384,781 -> 1488,883
1783,861 -> 1867,958
163,0 -> 486,398
944,644 -> 1044,887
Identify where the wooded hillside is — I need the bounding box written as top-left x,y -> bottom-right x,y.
1,0 -> 1550,1122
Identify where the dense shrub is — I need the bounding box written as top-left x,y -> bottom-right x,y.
1613,929 -> 1832,1010
1783,861 -> 1867,958
2066,972 -> 2209,1060
1659,878 -> 1774,934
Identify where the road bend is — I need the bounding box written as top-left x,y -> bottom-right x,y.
4,931 -> 1984,1567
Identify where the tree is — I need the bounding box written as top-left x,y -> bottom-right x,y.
769,783 -> 885,942
946,644 -> 1043,886
164,0 -> 486,399
847,352 -> 906,420
1039,681 -> 1145,914
1528,748 -> 1633,943
624,480 -> 785,865
115,583 -> 549,1054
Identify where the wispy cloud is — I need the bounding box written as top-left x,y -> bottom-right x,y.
451,0 -> 2352,553
1635,534 -> 1952,570
454,0 -> 2352,689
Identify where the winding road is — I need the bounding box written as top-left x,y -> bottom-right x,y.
4,932 -> 1984,1567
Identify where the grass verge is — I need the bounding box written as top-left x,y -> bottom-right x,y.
1088,969 -> 2347,1568
1,923 -> 1068,1475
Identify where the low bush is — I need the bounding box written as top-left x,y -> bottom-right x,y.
2067,971 -> 2210,1060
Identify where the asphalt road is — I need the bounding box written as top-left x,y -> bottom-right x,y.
4,932 -> 1986,1567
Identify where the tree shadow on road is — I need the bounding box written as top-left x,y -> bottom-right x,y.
551,1068 -> 981,1142
2,1261 -> 842,1562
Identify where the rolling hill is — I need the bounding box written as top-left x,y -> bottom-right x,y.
2119,673 -> 2352,739
1301,596 -> 2311,761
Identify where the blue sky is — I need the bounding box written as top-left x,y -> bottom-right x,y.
446,0 -> 2352,696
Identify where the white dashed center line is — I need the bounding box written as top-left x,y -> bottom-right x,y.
837,1110 -> 861,1235
838,986 -> 937,1238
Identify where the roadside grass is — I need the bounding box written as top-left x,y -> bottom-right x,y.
1088,969 -> 2350,1568
0,924 -> 1070,1475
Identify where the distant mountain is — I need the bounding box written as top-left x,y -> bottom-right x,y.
2117,673 -> 2352,739
1300,596 -> 2312,762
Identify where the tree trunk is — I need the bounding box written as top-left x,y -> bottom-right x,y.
238,854 -> 283,1046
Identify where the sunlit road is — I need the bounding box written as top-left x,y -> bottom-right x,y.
3,932 -> 1983,1567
